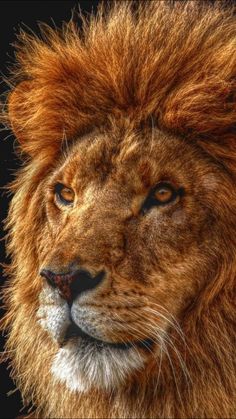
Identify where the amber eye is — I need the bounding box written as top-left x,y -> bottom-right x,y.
141,182 -> 184,214
154,185 -> 174,203
54,183 -> 75,206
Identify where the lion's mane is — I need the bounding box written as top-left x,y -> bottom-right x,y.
1,1 -> 236,418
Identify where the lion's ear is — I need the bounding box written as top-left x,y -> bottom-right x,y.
8,80 -> 68,158
7,77 -> 98,158
8,81 -> 31,147
8,81 -> 35,154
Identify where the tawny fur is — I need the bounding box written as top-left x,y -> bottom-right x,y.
1,1 -> 236,418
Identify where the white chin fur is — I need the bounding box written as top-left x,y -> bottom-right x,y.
51,339 -> 145,392
37,286 -> 145,392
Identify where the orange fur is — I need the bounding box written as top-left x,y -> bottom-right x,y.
1,1 -> 236,418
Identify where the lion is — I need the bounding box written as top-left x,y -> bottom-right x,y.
1,1 -> 236,418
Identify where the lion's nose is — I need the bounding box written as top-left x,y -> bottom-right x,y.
40,267 -> 105,303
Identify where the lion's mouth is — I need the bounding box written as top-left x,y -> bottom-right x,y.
62,321 -> 154,351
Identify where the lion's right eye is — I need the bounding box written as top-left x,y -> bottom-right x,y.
140,181 -> 185,215
54,183 -> 75,206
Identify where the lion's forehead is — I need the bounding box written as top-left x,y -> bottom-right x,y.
53,128 -> 216,200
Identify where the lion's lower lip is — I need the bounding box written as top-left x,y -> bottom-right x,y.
62,321 -> 153,351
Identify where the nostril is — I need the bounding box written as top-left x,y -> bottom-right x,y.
39,267 -> 106,302
40,269 -> 56,288
70,269 -> 105,301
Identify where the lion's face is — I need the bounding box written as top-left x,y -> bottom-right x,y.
35,126 -> 228,392
2,1 -> 235,416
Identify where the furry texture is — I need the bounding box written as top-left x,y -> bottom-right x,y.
1,1 -> 236,418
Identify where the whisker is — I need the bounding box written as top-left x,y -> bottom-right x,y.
113,304 -> 191,392
111,312 -> 155,357
61,129 -> 70,160
111,310 -> 188,395
148,322 -> 192,388
162,340 -> 184,406
149,303 -> 186,337
144,306 -> 186,344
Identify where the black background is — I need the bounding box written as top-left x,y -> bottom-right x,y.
0,2 -> 99,418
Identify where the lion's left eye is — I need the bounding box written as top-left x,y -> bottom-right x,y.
141,182 -> 183,214
153,184 -> 174,204
54,183 -> 75,206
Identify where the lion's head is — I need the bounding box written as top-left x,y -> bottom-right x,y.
1,2 -> 236,418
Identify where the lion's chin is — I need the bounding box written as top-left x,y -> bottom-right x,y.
37,287 -> 153,392
51,335 -> 146,393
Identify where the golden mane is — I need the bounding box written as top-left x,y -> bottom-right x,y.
1,1 -> 236,418
2,1 -> 236,170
